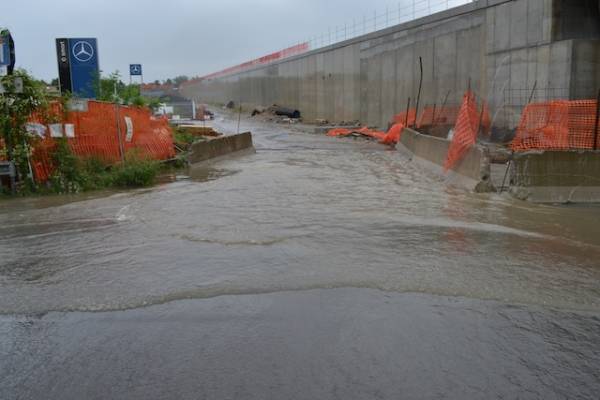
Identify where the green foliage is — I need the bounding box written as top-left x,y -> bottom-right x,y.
47,143 -> 160,194
0,70 -> 50,192
173,75 -> 189,86
94,70 -> 156,109
110,153 -> 159,188
173,127 -> 196,147
49,138 -> 83,193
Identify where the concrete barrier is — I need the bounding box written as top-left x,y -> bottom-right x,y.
188,132 -> 255,164
509,151 -> 600,203
397,128 -> 494,192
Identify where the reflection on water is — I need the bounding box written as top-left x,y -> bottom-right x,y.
0,116 -> 599,314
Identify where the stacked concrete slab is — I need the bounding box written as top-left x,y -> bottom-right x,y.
181,0 -> 600,130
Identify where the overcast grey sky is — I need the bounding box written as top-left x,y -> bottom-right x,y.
6,0 -> 470,82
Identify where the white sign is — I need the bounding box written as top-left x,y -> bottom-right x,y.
124,116 -> 134,142
64,124 -> 75,138
25,123 -> 47,138
49,123 -> 64,138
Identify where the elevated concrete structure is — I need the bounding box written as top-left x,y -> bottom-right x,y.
181,0 -> 600,130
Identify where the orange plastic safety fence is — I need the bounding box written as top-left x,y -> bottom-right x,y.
444,91 -> 481,172
380,123 -> 405,145
393,109 -> 417,127
30,141 -> 56,183
327,124 -> 405,146
416,105 -> 461,128
15,101 -> 175,183
511,100 -> 600,151
326,126 -> 386,141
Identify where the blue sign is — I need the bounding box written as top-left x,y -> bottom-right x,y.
0,30 -> 14,75
130,64 -> 142,76
68,38 -> 99,98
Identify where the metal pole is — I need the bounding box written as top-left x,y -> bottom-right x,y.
374,10 -> 377,31
477,98 -> 486,137
4,100 -> 15,194
440,89 -> 451,113
499,152 -> 513,194
594,88 -> 600,150
414,57 -> 423,129
398,2 -> 402,23
431,103 -> 437,125
237,101 -> 242,134
405,97 -> 411,127
386,6 -> 389,27
115,103 -> 125,164
528,80 -> 538,104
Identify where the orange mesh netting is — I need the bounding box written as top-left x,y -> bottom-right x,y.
327,124 -> 405,146
393,109 -> 416,127
511,100 -> 600,151
327,127 -> 386,141
380,123 -> 405,145
16,101 -> 175,182
444,91 -> 481,172
416,105 -> 460,128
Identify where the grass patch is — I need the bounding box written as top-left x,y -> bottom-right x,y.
46,141 -> 160,194
110,155 -> 159,188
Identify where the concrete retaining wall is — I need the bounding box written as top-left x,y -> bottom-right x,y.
510,151 -> 600,203
398,128 -> 494,192
181,0 -> 600,129
188,132 -> 254,164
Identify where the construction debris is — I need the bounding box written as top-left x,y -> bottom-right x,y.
250,104 -> 303,124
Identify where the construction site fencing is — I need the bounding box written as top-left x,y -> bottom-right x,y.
393,109 -> 417,127
327,123 -> 406,146
24,101 -> 174,182
302,0 -> 472,52
444,91 -> 487,171
416,104 -> 461,128
511,100 -> 600,151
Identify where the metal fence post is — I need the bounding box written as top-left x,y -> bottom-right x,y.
593,88 -> 600,150
398,2 -> 402,24
374,10 -> 377,31
386,6 -> 389,28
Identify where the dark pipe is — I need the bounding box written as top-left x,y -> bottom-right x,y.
273,106 -> 301,119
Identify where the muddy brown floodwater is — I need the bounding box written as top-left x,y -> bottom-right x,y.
1,112 -> 599,399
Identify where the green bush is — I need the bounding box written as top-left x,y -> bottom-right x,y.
110,154 -> 159,188
50,138 -> 84,193
47,143 -> 160,193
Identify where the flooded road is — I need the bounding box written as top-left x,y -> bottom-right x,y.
1,113 -> 599,399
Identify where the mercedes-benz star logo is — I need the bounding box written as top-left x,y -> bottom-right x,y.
132,66 -> 140,73
72,41 -> 94,63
